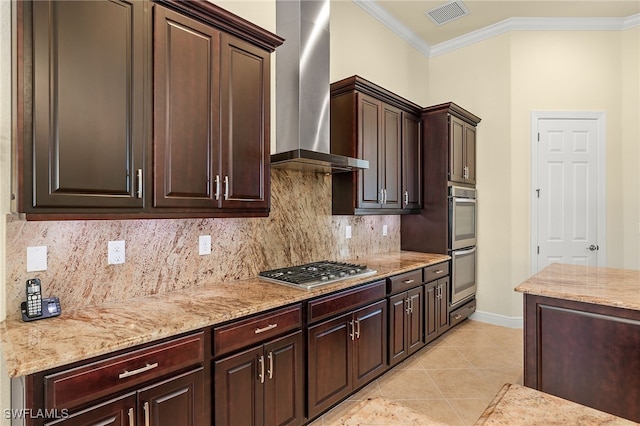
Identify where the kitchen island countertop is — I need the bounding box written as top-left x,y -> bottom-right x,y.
475,383 -> 637,425
0,251 -> 449,377
514,263 -> 640,311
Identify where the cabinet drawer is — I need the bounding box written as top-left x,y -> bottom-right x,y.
213,304 -> 302,357
307,280 -> 385,324
387,269 -> 422,295
424,262 -> 449,283
450,298 -> 476,328
45,332 -> 204,411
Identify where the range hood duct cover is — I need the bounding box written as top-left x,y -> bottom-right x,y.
273,0 -> 368,173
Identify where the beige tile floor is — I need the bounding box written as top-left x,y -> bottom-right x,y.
309,320 -> 524,426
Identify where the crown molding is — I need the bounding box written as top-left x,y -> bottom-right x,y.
431,15 -> 640,56
352,0 -> 431,57
623,13 -> 640,29
352,1 -> 640,58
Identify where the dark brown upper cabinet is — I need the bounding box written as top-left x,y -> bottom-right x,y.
21,0 -> 147,212
330,76 -> 422,215
14,0 -> 282,220
424,103 -> 480,187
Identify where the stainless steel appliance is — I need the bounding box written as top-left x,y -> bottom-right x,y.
259,261 -> 377,290
451,246 -> 476,306
449,186 -> 477,307
449,186 -> 477,250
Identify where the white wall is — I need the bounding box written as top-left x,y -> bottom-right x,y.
621,26 -> 640,268
428,28 -> 639,320
426,34 -> 518,322
329,0 -> 430,106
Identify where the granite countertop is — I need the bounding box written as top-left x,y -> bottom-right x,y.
514,263 -> 640,311
0,251 -> 449,377
475,383 -> 637,425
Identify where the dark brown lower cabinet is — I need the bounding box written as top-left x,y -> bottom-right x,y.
388,286 -> 424,366
307,300 -> 387,419
524,294 -> 640,422
45,368 -> 205,426
425,277 -> 449,343
214,331 -> 304,426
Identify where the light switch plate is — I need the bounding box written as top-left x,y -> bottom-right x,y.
27,246 -> 48,272
346,225 -> 352,239
383,224 -> 388,236
199,235 -> 212,255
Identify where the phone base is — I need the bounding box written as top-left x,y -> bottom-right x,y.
21,297 -> 62,322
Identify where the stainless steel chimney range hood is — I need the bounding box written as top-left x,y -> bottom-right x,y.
273,0 -> 368,173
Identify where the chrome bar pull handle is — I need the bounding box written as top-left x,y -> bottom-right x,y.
224,176 -> 229,200
143,402 -> 150,426
383,189 -> 387,204
349,320 -> 355,340
214,175 -> 220,200
255,323 -> 277,334
119,363 -> 158,379
403,279 -> 415,285
355,319 -> 361,339
404,190 -> 408,206
258,355 -> 265,384
128,408 -> 135,426
267,352 -> 274,380
379,189 -> 384,204
136,169 -> 143,199
406,297 -> 411,315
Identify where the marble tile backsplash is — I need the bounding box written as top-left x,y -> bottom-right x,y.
5,169 -> 400,315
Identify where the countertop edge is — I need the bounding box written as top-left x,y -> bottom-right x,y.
1,251 -> 450,377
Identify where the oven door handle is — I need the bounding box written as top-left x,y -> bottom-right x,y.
452,198 -> 476,204
453,246 -> 477,257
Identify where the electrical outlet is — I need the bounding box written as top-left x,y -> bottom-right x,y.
108,240 -> 125,265
27,246 -> 48,272
199,235 -> 212,255
345,225 -> 352,239
383,224 -> 388,236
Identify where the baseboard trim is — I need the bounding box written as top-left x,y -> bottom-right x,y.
469,310 -> 523,328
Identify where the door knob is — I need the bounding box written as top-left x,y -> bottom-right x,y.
588,244 -> 599,251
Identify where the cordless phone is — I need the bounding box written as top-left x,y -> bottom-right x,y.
21,278 -> 62,322
26,278 -> 42,318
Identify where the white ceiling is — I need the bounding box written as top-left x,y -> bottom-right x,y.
354,0 -> 640,56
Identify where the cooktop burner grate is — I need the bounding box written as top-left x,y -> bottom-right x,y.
258,260 -> 377,290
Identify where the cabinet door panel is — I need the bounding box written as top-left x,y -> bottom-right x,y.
449,116 -> 465,184
407,287 -> 424,354
388,293 -> 408,366
465,124 -> 476,185
153,6 -> 220,208
358,94 -> 382,209
402,112 -> 421,209
220,34 -> 270,210
307,313 -> 352,418
44,393 -> 136,426
381,105 -> 402,209
438,278 -> 450,331
215,347 -> 264,426
139,368 -> 205,426
264,332 -> 304,426
353,301 -> 387,388
31,0 -> 145,208
425,282 -> 438,343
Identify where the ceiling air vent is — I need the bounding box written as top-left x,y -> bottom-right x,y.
425,0 -> 469,25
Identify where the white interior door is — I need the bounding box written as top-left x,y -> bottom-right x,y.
532,113 -> 606,273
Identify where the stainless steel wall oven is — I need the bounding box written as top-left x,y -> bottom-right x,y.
449,186 -> 477,307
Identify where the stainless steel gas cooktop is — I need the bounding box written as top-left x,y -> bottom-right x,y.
258,260 -> 377,290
